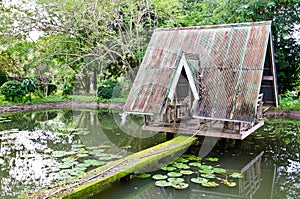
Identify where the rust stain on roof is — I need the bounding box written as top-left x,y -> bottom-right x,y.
124,21 -> 272,123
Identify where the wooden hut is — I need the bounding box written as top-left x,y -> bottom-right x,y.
124,21 -> 278,140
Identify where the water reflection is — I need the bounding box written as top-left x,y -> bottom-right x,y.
0,109 -> 165,198
94,119 -> 299,199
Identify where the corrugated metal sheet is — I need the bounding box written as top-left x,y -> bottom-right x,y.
124,21 -> 272,123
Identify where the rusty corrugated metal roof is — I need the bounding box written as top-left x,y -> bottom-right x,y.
124,21 -> 272,123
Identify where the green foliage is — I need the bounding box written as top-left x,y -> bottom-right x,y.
97,79 -> 121,99
0,80 -> 26,102
0,70 -> 8,87
62,83 -> 74,97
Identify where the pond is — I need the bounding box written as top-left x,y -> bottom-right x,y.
0,109 -> 166,198
90,118 -> 300,199
0,110 -> 299,199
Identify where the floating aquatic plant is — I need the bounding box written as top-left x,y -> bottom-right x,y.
152,174 -> 168,180
161,166 -> 176,171
167,177 -> 185,184
176,157 -> 189,163
171,182 -> 189,189
201,181 -> 219,188
206,157 -> 219,162
199,165 -> 213,170
135,173 -> 151,179
173,163 -> 190,170
182,154 -> 201,161
167,172 -> 182,177
212,168 -> 226,174
180,170 -> 193,175
201,173 -> 216,179
229,172 -> 243,179
199,169 -> 214,174
222,180 -> 237,187
155,180 -> 172,187
188,162 -> 202,168
191,177 -> 208,184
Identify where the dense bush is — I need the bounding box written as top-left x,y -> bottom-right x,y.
0,80 -> 26,101
38,83 -> 57,96
97,79 -> 121,99
0,70 -> 7,87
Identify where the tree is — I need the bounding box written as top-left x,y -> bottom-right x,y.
0,80 -> 26,102
178,0 -> 300,94
23,77 -> 38,102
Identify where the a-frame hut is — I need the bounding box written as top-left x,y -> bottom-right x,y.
124,21 -> 278,140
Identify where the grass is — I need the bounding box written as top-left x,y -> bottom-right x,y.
278,96 -> 300,111
0,94 -> 127,107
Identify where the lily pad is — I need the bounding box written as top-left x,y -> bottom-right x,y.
213,168 -> 226,174
176,157 -> 189,163
222,180 -> 237,187
155,180 -> 172,187
135,173 -> 151,179
171,182 -> 189,189
199,165 -> 213,170
167,172 -> 182,177
191,177 -> 208,184
76,153 -> 89,158
89,149 -> 105,156
189,162 -> 202,168
152,174 -> 168,180
161,166 -> 177,172
201,181 -> 219,188
229,172 -> 243,179
199,169 -> 214,174
173,163 -> 190,170
180,170 -> 194,175
98,156 -> 114,161
182,154 -> 201,161
201,173 -> 216,179
167,177 -> 185,184
206,157 -> 219,162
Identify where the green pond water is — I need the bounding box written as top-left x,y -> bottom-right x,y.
0,109 -> 299,199
0,109 -> 166,198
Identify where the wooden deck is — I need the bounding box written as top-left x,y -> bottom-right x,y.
143,119 -> 264,140
21,136 -> 197,199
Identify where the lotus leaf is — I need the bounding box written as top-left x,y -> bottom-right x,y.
191,177 -> 208,184
98,145 -> 111,149
152,174 -> 168,180
199,165 -> 213,170
206,157 -> 219,162
173,163 -> 190,170
155,180 -> 172,187
59,161 -> 76,169
167,172 -> 182,177
229,172 -> 243,179
171,182 -> 189,189
180,170 -> 194,175
199,169 -> 214,174
161,166 -> 177,172
135,173 -> 151,179
89,149 -> 105,156
176,157 -> 189,163
189,162 -> 202,168
167,177 -> 185,184
222,180 -> 237,187
201,173 -> 216,179
212,168 -> 226,174
201,181 -> 219,188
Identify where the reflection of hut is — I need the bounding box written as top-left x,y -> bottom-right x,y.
124,21 -> 278,140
